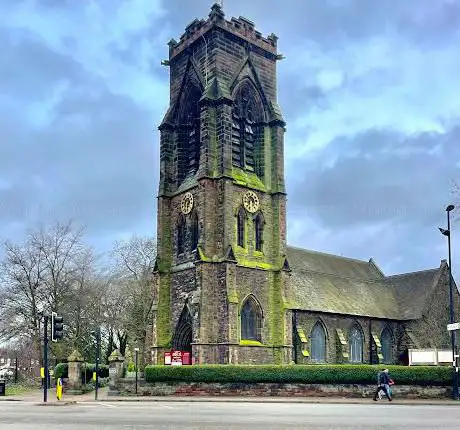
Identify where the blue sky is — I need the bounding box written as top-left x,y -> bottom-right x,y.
0,0 -> 459,277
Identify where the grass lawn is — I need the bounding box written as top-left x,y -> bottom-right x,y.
5,383 -> 38,396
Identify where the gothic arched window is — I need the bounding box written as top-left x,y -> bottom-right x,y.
254,213 -> 264,252
237,208 -> 245,248
190,211 -> 199,251
349,324 -> 363,363
310,322 -> 327,362
241,295 -> 262,341
177,85 -> 201,184
381,327 -> 393,364
231,81 -> 264,176
177,214 -> 186,256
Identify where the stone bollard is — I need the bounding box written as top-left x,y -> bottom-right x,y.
67,350 -> 84,395
107,349 -> 125,396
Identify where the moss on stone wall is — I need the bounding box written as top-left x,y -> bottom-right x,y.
157,273 -> 172,348
269,272 -> 285,364
239,340 -> 264,346
231,167 -> 266,192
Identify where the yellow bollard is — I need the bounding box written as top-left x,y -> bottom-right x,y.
56,377 -> 63,401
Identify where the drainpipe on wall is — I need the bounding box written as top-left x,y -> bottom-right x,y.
292,310 -> 298,364
369,318 -> 373,364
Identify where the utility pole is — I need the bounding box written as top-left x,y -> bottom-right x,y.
43,315 -> 49,403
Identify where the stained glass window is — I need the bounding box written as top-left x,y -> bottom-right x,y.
237,208 -> 245,248
381,327 -> 393,364
310,322 -> 327,362
349,324 -> 363,363
190,211 -> 199,251
254,213 -> 264,252
177,214 -> 186,256
241,296 -> 262,341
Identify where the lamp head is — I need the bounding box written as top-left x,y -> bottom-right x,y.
446,204 -> 455,212
439,227 -> 450,237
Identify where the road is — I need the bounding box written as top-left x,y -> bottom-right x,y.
1,401 -> 459,429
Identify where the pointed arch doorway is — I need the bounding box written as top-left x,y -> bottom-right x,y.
172,306 -> 193,353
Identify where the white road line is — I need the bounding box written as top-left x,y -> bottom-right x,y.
76,402 -> 117,408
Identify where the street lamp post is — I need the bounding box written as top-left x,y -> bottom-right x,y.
439,204 -> 459,400
134,348 -> 139,395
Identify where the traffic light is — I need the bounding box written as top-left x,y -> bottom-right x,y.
51,312 -> 64,342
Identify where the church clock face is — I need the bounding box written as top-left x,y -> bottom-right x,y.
242,191 -> 260,213
180,192 -> 194,214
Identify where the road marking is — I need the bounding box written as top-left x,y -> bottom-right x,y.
76,402 -> 117,408
101,403 -> 116,408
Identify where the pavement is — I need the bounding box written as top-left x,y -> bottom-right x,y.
2,386 -> 460,406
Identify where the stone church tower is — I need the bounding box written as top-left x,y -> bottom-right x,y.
152,3 -> 292,364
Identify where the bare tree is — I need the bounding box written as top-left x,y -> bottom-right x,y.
110,236 -> 156,367
0,221 -> 99,362
0,236 -> 46,361
100,278 -> 129,360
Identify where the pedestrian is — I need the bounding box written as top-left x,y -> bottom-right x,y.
373,368 -> 393,401
378,376 -> 395,399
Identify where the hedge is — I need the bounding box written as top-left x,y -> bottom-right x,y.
54,362 -> 109,381
144,365 -> 452,386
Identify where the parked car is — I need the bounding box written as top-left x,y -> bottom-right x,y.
0,366 -> 14,379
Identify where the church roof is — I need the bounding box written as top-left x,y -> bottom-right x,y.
286,246 -> 444,321
385,268 -> 443,320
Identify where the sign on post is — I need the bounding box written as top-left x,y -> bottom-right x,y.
447,323 -> 460,331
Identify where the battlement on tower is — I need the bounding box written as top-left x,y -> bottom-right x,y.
167,3 -> 278,60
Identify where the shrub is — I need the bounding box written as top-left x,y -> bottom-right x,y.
144,364 -> 452,386
54,363 -> 68,379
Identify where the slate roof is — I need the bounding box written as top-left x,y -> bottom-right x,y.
386,269 -> 442,319
286,246 -> 444,321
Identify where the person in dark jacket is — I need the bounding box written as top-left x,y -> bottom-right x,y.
373,368 -> 393,401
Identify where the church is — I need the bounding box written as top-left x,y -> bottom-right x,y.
151,3 -> 458,365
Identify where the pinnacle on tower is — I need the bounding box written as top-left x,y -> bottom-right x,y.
209,2 -> 225,20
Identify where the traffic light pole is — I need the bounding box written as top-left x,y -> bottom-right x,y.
43,315 -> 49,403
95,327 -> 100,401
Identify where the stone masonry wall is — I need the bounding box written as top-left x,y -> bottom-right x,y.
295,312 -> 400,365
154,6 -> 288,365
171,268 -> 196,329
117,379 -> 451,399
405,267 -> 457,352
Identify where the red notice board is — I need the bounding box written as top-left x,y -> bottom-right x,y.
164,350 -> 192,365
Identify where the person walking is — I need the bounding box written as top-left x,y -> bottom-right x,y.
373,368 -> 393,401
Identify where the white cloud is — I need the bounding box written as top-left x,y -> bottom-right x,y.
1,0 -> 169,108
287,34 -> 460,157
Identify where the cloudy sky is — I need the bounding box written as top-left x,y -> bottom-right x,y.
1,0 -> 459,277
